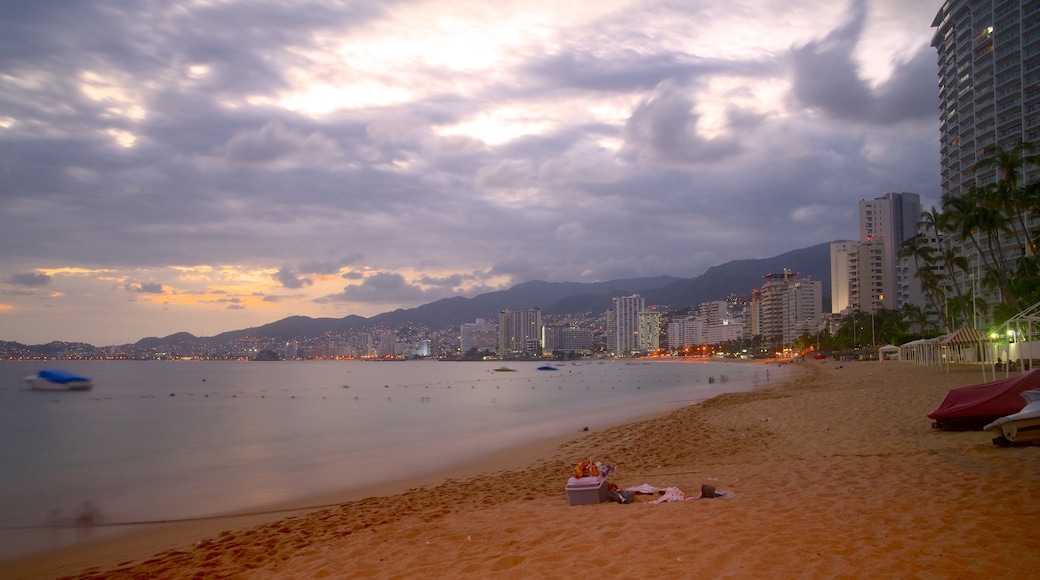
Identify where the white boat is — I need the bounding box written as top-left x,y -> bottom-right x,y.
984,389 -> 1040,447
24,369 -> 93,391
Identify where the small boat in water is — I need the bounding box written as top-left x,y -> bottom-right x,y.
537,365 -> 558,371
493,366 -> 516,372
985,389 -> 1040,447
24,369 -> 93,391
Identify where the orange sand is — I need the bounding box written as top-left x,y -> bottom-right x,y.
4,361 -> 1039,579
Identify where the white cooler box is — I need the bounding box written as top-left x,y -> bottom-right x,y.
566,475 -> 609,505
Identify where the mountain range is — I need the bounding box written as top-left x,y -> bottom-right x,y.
169,240 -> 836,344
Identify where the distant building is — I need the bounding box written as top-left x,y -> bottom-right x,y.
607,294 -> 661,356
667,316 -> 701,350
831,237 -> 884,315
697,301 -> 728,325
428,330 -> 456,358
609,294 -> 640,355
832,192 -> 921,315
637,311 -> 661,353
608,294 -> 641,355
859,192 -> 921,310
702,318 -> 743,344
830,241 -> 857,314
376,330 -> 395,358
461,319 -> 498,353
668,305 -> 742,350
498,309 -> 542,357
543,324 -> 593,354
753,270 -> 822,345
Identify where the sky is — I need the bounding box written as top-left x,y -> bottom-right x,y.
0,0 -> 945,346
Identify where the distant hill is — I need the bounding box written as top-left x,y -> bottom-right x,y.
190,241 -> 834,343
642,242 -> 832,308
212,315 -> 369,342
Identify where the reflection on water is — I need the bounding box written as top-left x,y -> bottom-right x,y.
0,359 -> 791,560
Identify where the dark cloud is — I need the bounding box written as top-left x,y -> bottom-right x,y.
417,273 -> 465,287
0,0 -> 944,344
525,50 -> 753,92
622,82 -> 745,167
8,272 -> 51,287
225,123 -> 305,164
225,122 -> 341,165
274,267 -> 313,289
319,272 -> 435,304
299,255 -> 363,275
789,0 -> 937,124
127,282 -> 164,294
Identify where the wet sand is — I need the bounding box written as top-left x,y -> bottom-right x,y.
5,360 -> 1039,579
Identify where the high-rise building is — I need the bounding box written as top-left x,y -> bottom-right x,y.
932,0 -> 1040,326
667,316 -> 703,350
609,294 -> 647,356
497,308 -> 542,357
542,324 -> 593,354
830,241 -> 858,314
697,301 -> 729,325
702,318 -> 743,345
461,318 -> 498,353
859,192 -> 921,310
755,270 -> 823,345
637,311 -> 662,353
783,278 -> 824,344
832,193 -> 921,315
610,294 -> 643,356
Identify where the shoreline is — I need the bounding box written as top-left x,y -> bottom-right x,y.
0,389 -> 695,578
0,357 -> 784,565
0,427 -> 602,577
6,360 -> 1039,578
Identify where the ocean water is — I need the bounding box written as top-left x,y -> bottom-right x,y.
0,359 -> 788,561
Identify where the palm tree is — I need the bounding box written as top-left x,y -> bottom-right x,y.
974,143 -> 1039,264
1022,176 -> 1040,259
899,234 -> 950,332
901,303 -> 928,339
942,187 -> 1016,315
920,207 -> 969,312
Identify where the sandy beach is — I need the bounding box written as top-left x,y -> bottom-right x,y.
4,360 -> 1039,579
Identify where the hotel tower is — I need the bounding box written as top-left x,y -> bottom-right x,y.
931,0 -> 1040,326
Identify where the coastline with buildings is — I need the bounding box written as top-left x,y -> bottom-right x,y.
5,0 -> 1040,368
5,3 -> 1040,578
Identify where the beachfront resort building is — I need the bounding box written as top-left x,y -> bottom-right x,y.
831,192 -> 922,315
750,270 -> 823,346
667,316 -> 701,351
931,0 -> 1040,327
862,192 -> 922,311
667,300 -> 744,351
831,238 -> 883,314
498,308 -> 542,357
606,294 -> 662,356
703,317 -> 743,344
461,319 -> 498,353
542,324 -> 593,354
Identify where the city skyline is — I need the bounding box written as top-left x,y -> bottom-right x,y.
1,1 -> 942,345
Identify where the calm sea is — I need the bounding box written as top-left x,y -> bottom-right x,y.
0,359 -> 788,561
